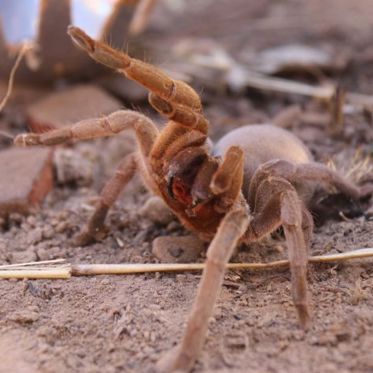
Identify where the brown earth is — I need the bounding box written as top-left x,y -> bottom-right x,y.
0,1 -> 373,372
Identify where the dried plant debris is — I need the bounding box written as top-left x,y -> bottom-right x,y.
240,44 -> 348,75
329,151 -> 373,186
168,37 -> 373,110
311,151 -> 373,223
1,248 -> 373,278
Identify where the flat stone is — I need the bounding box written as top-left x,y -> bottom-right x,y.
8,309 -> 39,324
26,84 -> 122,132
0,147 -> 53,216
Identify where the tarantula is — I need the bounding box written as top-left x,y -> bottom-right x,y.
14,26 -> 367,372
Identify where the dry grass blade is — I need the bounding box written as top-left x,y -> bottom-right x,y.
0,258 -> 66,269
327,150 -> 373,185
1,249 -> 372,279
241,73 -> 373,108
0,42 -> 34,112
241,71 -> 335,100
0,259 -> 71,279
71,248 -> 373,275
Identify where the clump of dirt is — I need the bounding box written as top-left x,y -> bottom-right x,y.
0,1 -> 373,372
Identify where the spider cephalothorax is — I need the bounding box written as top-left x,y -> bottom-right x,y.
14,26 -> 368,373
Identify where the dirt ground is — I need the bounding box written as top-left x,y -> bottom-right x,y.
1,1 -> 373,372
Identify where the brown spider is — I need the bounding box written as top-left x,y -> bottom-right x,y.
14,26 -> 368,373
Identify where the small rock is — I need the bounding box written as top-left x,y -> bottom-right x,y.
101,278 -> 111,286
11,249 -> 37,263
54,147 -> 94,186
42,225 -> 54,239
26,228 -> 43,245
9,308 -> 39,324
8,213 -> 24,224
152,235 -> 205,263
55,221 -> 67,233
27,84 -> 122,132
0,147 -> 53,216
35,247 -> 50,261
166,221 -> 180,232
26,215 -> 37,227
139,196 -> 173,225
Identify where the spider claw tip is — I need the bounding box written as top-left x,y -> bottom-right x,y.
67,25 -> 94,53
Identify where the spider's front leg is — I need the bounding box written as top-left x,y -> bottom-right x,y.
156,205 -> 250,372
244,175 -> 312,328
14,110 -> 158,156
14,110 -> 159,246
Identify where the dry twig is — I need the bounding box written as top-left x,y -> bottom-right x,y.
0,43 -> 34,112
0,259 -> 71,279
0,248 -> 372,279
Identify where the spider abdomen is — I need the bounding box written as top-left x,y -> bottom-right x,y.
214,124 -> 313,200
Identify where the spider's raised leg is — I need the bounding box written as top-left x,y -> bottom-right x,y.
68,26 -> 203,112
148,94 -> 208,133
67,27 -> 210,166
148,95 -> 209,170
156,205 -> 250,372
76,153 -> 137,246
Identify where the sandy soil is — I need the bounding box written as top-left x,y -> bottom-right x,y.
0,1 -> 373,372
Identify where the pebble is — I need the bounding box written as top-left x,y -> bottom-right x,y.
11,249 -> 37,263
53,147 -> 94,186
55,221 -> 68,233
8,213 -> 24,224
26,228 -> 43,245
101,279 -> 111,286
139,196 -> 174,225
8,309 -> 39,324
42,225 -> 54,239
152,235 -> 205,263
26,215 -> 37,227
